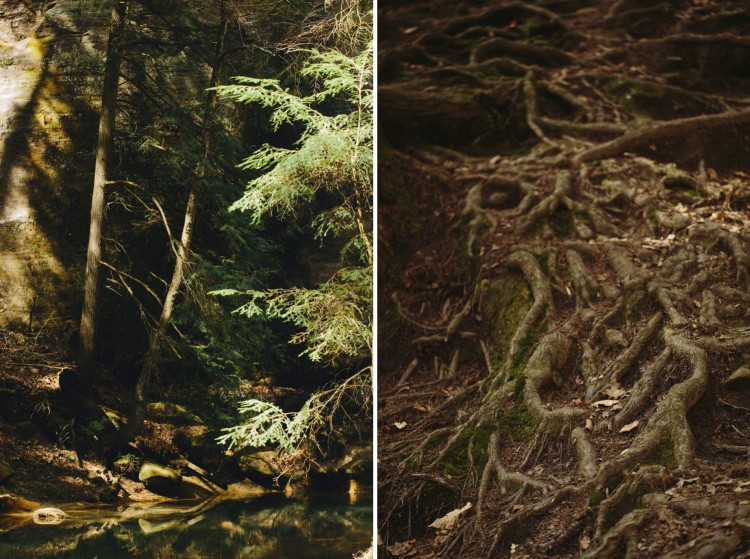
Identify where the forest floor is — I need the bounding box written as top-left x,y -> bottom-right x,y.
0,328 -> 117,506
0,326 -> 313,510
379,0 -> 750,557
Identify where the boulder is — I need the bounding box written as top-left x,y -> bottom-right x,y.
138,461 -> 182,496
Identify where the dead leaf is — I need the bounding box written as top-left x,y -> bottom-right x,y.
394,421 -> 407,430
428,502 -> 473,531
413,404 -> 430,413
603,381 -> 627,399
619,420 -> 640,433
580,534 -> 591,551
592,399 -> 619,408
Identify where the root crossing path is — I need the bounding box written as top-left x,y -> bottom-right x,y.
378,1 -> 750,558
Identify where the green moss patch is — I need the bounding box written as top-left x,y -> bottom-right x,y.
498,402 -> 539,442
440,424 -> 495,477
146,401 -> 203,425
484,271 -> 532,368
648,435 -> 677,469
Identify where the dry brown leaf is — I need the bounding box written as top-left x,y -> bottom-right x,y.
603,381 -> 627,399
619,420 -> 640,433
428,502 -> 473,531
580,534 -> 591,551
394,421 -> 407,430
592,399 -> 619,408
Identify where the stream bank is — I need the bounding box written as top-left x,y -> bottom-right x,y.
0,327 -> 372,524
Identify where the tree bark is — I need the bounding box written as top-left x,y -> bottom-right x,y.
116,1 -> 230,450
79,0 -> 128,387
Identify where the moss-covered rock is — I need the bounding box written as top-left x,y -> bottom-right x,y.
147,402 -> 203,425
138,461 -> 182,496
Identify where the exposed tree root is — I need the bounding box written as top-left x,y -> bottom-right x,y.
380,0 -> 750,556
573,109 -> 750,165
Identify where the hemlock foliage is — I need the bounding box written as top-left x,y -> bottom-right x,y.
212,43 -> 373,456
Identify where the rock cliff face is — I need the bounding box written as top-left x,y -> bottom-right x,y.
0,1 -> 344,334
0,1 -> 108,328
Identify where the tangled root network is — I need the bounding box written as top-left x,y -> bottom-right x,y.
379,1 -> 750,557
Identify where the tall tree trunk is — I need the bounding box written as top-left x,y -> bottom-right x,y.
116,2 -> 230,450
79,0 -> 128,387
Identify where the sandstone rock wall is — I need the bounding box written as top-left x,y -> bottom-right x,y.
0,1 -> 107,328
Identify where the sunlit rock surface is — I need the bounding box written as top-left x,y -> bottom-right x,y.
0,2 -> 109,328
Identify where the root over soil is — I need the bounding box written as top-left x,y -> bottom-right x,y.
379,1 -> 750,557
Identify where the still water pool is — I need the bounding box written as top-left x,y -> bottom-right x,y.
0,493 -> 372,558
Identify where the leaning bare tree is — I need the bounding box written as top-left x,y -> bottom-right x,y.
379,1 -> 750,557
79,0 -> 128,386
115,0 -> 230,449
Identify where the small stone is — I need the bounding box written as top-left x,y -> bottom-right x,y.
33,507 -> 68,525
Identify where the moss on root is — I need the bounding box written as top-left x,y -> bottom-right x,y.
485,271 -> 533,367
425,430 -> 450,452
550,207 -> 576,238
440,424 -> 495,477
648,435 -> 677,470
498,401 -> 539,442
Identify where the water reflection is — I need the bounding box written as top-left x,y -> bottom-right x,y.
0,493 -> 372,558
